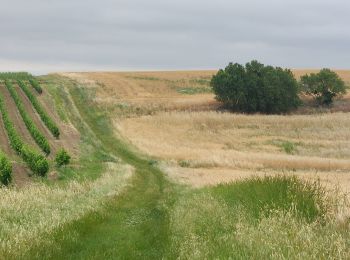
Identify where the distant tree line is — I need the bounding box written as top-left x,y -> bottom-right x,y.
211,61 -> 347,113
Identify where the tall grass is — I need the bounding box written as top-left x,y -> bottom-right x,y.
168,175 -> 349,259
0,162 -> 133,259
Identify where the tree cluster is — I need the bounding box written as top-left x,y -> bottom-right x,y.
211,61 -> 347,113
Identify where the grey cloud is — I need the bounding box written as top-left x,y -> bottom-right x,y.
0,0 -> 349,73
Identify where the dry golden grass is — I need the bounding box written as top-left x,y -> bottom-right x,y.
62,71 -> 218,111
116,111 -> 350,190
62,70 -> 350,189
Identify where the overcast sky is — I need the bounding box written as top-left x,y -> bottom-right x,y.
0,0 -> 349,74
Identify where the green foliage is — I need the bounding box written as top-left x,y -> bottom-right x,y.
178,160 -> 190,167
55,149 -> 71,167
211,175 -> 327,222
170,176 -> 345,259
5,80 -> 50,155
0,91 -> 49,176
211,60 -> 301,113
0,72 -> 33,80
17,80 -> 60,138
281,140 -> 296,154
0,152 -> 12,185
300,68 -> 347,105
29,78 -> 43,94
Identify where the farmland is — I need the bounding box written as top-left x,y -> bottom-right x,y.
0,70 -> 349,258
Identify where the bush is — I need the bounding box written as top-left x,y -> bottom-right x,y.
211,61 -> 300,113
5,80 -> 50,155
300,68 -> 347,106
0,153 -> 12,185
17,80 -> 60,138
55,149 -> 71,167
29,78 -> 43,94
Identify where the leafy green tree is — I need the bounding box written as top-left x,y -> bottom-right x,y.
55,149 -> 71,167
211,61 -> 300,113
300,69 -> 346,105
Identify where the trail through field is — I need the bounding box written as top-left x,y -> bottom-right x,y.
30,84 -> 175,259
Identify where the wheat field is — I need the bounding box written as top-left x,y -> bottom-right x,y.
116,111 -> 350,190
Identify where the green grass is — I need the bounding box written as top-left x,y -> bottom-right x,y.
25,75 -> 178,259
210,175 -> 328,222
168,177 -> 348,259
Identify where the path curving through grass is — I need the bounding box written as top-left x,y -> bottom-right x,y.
27,79 -> 176,259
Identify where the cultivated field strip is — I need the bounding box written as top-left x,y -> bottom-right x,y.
14,83 -> 58,155
0,84 -> 38,149
0,89 -> 49,176
0,113 -> 13,155
17,80 -> 60,138
5,80 -> 50,155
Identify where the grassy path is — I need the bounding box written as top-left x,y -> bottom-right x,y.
28,80 -> 176,259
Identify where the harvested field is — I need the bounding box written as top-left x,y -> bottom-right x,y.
116,111 -> 350,190
62,71 -> 218,112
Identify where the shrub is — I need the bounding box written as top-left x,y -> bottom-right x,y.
5,80 -> 50,155
0,153 -> 12,185
17,80 -> 60,138
55,149 -> 71,167
0,92 -> 49,176
211,60 -> 301,113
300,68 -> 347,106
29,78 -> 43,94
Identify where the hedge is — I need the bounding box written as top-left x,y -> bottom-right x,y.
5,80 -> 50,155
17,80 -> 60,138
29,78 -> 43,94
0,91 -> 49,176
0,72 -> 33,80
